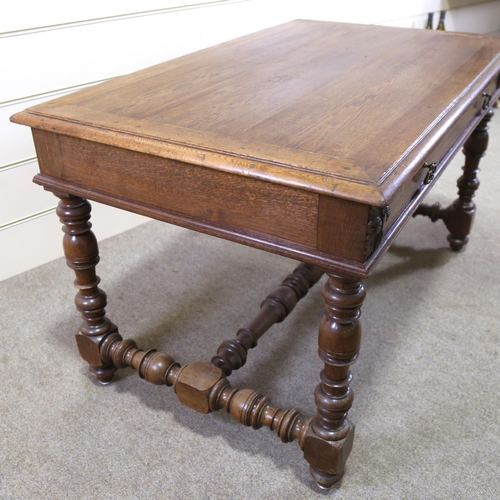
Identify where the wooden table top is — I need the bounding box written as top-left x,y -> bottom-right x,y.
12,20 -> 500,207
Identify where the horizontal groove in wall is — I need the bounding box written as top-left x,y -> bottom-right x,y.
0,157 -> 37,173
0,79 -> 108,108
0,207 -> 57,232
0,0 -> 243,37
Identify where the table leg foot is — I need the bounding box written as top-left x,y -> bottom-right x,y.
302,423 -> 354,487
446,234 -> 468,252
89,365 -> 117,384
310,466 -> 344,489
55,193 -> 121,383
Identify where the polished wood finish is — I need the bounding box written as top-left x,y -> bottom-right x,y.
212,263 -> 323,375
12,21 -> 500,278
50,133 -> 319,249
10,20 -> 500,489
304,276 -> 365,488
55,194 -> 121,383
101,336 -> 310,443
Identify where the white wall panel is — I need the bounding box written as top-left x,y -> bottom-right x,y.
196,0 -> 296,48
378,14 -> 429,29
0,160 -> 55,225
0,202 -> 148,282
1,87 -> 90,166
1,1 -> 234,33
0,211 -> 63,282
445,1 -> 500,32
2,0 -> 491,34
1,9 -> 203,103
1,100 -> 37,165
1,1 -> 281,104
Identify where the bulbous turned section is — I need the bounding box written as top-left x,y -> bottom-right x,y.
444,111 -> 493,251
305,274 -> 365,489
215,386 -> 309,444
413,202 -> 445,223
313,372 -> 354,441
211,329 -> 257,375
212,263 -> 323,375
56,194 -> 119,384
101,336 -> 181,387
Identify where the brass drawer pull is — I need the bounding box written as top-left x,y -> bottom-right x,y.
482,92 -> 492,110
423,162 -> 437,185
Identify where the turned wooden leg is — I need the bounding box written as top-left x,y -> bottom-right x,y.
56,193 -> 121,384
414,109 -> 494,251
302,274 -> 364,489
444,109 -> 493,251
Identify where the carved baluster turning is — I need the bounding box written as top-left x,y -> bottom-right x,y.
414,109 -> 494,251
56,194 -> 121,384
444,109 -> 493,251
213,385 -> 310,444
100,335 -> 312,443
212,263 -> 324,375
301,274 -> 365,489
100,336 -> 181,386
413,201 -> 445,222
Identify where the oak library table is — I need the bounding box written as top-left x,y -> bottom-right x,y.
11,20 -> 500,489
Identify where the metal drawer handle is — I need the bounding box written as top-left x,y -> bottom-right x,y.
423,162 -> 437,185
482,92 -> 492,110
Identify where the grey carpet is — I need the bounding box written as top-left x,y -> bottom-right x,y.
1,113 -> 499,499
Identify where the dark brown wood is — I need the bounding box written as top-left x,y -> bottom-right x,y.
101,335 -> 311,443
55,194 -> 121,383
302,275 -> 365,489
443,108 -> 494,250
414,109 -> 494,250
317,196 -> 369,262
219,386 -> 307,444
212,263 -> 323,375
9,20 -> 500,489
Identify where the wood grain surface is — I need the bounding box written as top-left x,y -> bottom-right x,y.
12,20 -> 500,206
